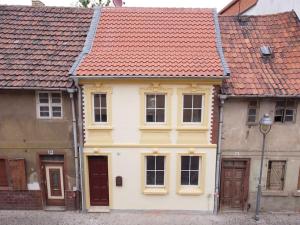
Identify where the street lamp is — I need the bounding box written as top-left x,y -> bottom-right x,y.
255,113 -> 273,221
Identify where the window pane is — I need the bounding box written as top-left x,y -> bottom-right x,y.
39,93 -> 49,103
40,106 -> 49,117
146,95 -> 155,108
146,109 -> 155,122
276,101 -> 285,107
181,156 -> 190,170
146,171 -> 155,185
183,109 -> 192,122
193,95 -> 202,108
40,111 -> 49,117
249,101 -> 258,107
51,93 -> 61,103
94,109 -> 100,122
248,108 -> 256,116
146,156 -> 155,170
52,106 -> 62,117
156,109 -> 165,122
156,156 -> 164,170
100,94 -> 107,108
156,95 -> 165,108
183,95 -> 192,108
284,115 -> 294,122
190,171 -> 199,185
101,109 -> 107,122
181,171 -> 189,185
156,171 -> 164,185
94,94 -> 100,107
192,109 -> 201,122
190,156 -> 199,170
248,115 -> 256,123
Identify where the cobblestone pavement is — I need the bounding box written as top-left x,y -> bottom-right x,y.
0,210 -> 299,225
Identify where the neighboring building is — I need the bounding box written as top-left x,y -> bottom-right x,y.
71,7 -> 230,212
218,12 -> 300,212
220,0 -> 300,17
0,5 -> 93,210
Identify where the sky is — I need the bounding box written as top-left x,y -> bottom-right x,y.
0,0 -> 232,11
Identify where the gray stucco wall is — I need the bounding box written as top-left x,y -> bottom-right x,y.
0,89 -> 75,191
221,98 -> 300,212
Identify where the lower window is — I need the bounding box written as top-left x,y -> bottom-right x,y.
145,155 -> 165,186
266,160 -> 286,191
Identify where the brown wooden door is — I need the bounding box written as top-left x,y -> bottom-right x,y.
88,156 -> 109,206
220,159 -> 249,210
42,163 -> 65,206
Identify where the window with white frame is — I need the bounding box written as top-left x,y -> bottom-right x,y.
274,99 -> 297,123
180,156 -> 200,185
37,92 -> 62,119
93,93 -> 107,123
145,156 -> 165,186
146,94 -> 165,123
183,95 -> 202,123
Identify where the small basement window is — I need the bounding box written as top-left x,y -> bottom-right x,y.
274,100 -> 297,123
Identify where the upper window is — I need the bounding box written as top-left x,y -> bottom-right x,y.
266,160 -> 286,191
247,100 -> 259,123
183,95 -> 202,123
180,156 -> 200,186
146,94 -> 165,123
37,92 -> 62,119
274,100 -> 296,123
145,155 -> 165,186
0,159 -> 8,187
93,94 -> 107,123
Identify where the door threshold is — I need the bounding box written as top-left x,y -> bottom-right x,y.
44,206 -> 66,211
88,206 -> 110,213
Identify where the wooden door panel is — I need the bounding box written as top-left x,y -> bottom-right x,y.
88,156 -> 109,206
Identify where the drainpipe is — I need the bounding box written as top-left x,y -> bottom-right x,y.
73,79 -> 86,212
67,88 -> 80,199
214,94 -> 227,214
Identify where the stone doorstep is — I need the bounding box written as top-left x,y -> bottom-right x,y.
44,206 -> 66,211
88,206 -> 110,213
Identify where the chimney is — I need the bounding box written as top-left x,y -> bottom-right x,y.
113,0 -> 123,7
32,0 -> 45,7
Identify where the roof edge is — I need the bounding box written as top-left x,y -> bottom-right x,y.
213,9 -> 230,77
222,94 -> 300,98
69,7 -> 101,76
75,75 -> 227,80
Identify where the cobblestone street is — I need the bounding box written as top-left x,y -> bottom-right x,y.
0,210 -> 299,225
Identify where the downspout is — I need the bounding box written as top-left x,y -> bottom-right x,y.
214,94 -> 227,214
67,88 -> 80,205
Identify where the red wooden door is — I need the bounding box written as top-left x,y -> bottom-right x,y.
88,156 -> 109,206
220,160 -> 249,210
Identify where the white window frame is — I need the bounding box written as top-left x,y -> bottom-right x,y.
145,94 -> 166,124
182,94 -> 203,124
92,93 -> 108,124
180,155 -> 201,187
36,91 -> 63,119
145,155 -> 165,188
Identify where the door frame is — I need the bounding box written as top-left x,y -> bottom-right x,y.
38,153 -> 66,208
84,152 -> 112,210
220,158 -> 250,211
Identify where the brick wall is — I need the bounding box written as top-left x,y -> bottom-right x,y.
65,191 -> 80,210
211,85 -> 220,144
0,190 -> 43,210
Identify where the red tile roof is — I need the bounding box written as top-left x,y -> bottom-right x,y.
76,7 -> 228,78
0,6 -> 93,89
219,12 -> 300,96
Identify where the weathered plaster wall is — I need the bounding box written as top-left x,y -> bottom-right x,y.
222,98 -> 300,211
0,90 -> 76,190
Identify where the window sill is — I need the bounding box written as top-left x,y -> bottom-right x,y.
87,125 -> 113,130
262,191 -> 289,197
143,187 -> 168,195
247,122 -> 258,126
176,126 -> 208,131
293,191 -> 300,197
177,188 -> 203,195
140,126 -> 172,131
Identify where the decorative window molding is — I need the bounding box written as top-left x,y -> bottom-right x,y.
141,152 -> 169,195
84,84 -> 112,130
176,152 -> 205,195
177,85 -> 211,130
36,91 -> 63,119
247,100 -> 259,124
140,83 -> 172,130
